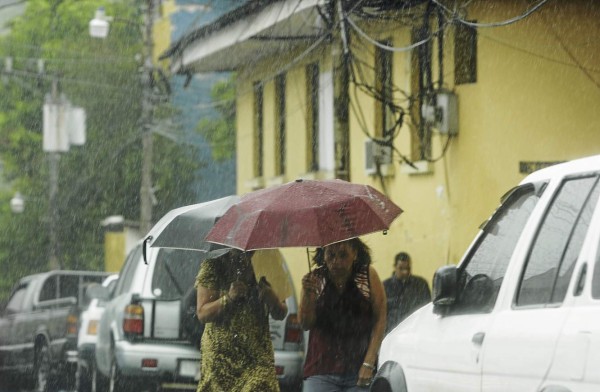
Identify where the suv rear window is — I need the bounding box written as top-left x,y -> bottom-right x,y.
152,249 -> 203,300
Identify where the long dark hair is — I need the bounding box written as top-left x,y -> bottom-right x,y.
312,238 -> 372,268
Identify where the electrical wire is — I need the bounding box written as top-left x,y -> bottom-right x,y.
345,15 -> 439,53
541,15 -> 600,92
432,0 -> 549,28
0,54 -> 137,65
2,68 -> 142,97
479,33 -> 600,74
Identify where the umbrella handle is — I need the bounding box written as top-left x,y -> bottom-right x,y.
306,248 -> 311,272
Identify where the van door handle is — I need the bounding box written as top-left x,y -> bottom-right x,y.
472,332 -> 485,346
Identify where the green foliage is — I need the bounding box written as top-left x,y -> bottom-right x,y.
196,74 -> 236,161
0,0 -> 201,300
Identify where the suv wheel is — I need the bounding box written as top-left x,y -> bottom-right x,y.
34,343 -> 50,392
108,357 -> 125,392
90,360 -> 100,392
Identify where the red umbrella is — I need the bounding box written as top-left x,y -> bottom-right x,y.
205,179 -> 403,251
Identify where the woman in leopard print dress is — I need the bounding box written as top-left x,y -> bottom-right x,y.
195,250 -> 288,391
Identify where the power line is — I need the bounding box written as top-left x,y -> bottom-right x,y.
345,15 -> 440,53
432,0 -> 549,28
479,33 -> 600,74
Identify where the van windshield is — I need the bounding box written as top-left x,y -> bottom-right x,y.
456,182 -> 544,313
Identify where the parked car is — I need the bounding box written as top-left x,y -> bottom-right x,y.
93,243 -> 304,392
77,273 -> 118,392
373,154 -> 600,392
0,270 -> 109,391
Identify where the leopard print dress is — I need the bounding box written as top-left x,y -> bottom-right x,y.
194,257 -> 280,392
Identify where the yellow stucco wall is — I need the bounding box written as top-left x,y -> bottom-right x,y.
153,0 -> 176,67
234,0 -> 600,300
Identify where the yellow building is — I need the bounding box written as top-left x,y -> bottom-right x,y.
164,0 -> 600,298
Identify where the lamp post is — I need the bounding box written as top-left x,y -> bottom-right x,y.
90,2 -> 155,236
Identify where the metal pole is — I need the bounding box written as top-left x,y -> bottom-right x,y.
49,79 -> 61,270
140,0 -> 154,235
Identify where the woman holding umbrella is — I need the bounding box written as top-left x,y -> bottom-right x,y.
195,249 -> 288,391
299,238 -> 387,391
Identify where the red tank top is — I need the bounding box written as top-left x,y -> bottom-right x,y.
303,265 -> 373,377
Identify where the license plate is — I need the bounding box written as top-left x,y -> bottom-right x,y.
179,359 -> 200,380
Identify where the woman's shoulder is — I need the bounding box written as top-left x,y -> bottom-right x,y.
199,257 -> 221,273
196,257 -> 229,288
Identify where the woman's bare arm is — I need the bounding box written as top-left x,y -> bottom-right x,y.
298,273 -> 319,330
357,266 -> 387,384
196,281 -> 247,323
196,285 -> 223,323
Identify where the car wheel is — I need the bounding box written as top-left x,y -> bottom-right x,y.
77,360 -> 92,392
92,359 -> 109,392
33,343 -> 50,392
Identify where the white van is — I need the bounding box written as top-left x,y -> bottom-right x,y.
93,244 -> 304,392
373,154 -> 600,392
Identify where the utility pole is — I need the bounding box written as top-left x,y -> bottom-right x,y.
48,78 -> 60,270
43,76 -> 85,269
139,0 -> 155,236
89,2 -> 156,236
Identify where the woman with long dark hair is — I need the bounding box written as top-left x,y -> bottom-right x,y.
299,238 -> 386,391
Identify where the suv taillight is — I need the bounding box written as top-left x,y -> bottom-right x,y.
66,313 -> 78,336
284,313 -> 302,344
123,304 -> 144,336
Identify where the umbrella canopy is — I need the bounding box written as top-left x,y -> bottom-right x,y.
205,179 -> 403,250
148,195 -> 240,254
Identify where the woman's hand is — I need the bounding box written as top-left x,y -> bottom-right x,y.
258,277 -> 288,320
357,363 -> 374,387
257,277 -> 276,303
299,273 -> 320,330
228,281 -> 248,302
301,274 -> 320,297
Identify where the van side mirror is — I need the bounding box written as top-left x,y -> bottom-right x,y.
86,283 -> 111,302
432,265 -> 458,315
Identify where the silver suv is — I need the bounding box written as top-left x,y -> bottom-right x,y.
93,243 -> 304,392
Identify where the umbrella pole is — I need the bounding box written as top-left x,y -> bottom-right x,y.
306,248 -> 311,272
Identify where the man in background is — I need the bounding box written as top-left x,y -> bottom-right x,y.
383,251 -> 431,333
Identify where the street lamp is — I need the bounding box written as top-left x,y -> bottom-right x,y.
89,3 -> 156,235
10,192 -> 25,214
89,7 -> 111,39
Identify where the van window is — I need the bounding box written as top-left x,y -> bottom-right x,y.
517,176 -> 600,307
152,249 -> 203,300
114,245 -> 142,296
6,284 -> 28,313
455,184 -> 543,313
39,276 -> 57,301
59,275 -> 79,300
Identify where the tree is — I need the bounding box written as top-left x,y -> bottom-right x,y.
0,0 -> 201,300
196,74 -> 236,161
